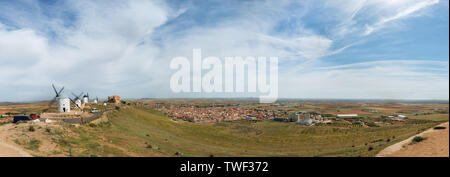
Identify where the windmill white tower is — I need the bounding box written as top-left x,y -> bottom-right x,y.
71,92 -> 83,108
69,97 -> 83,111
58,98 -> 71,113
93,97 -> 98,104
82,93 -> 89,104
49,84 -> 70,113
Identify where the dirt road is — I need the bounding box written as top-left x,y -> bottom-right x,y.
0,142 -> 32,157
0,124 -> 32,157
377,122 -> 449,157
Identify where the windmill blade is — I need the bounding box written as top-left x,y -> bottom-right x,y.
52,84 -> 58,95
69,98 -> 78,108
69,98 -> 75,104
71,92 -> 79,99
58,86 -> 65,95
78,92 -> 84,99
70,98 -> 82,109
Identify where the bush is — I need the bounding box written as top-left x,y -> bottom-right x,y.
27,139 -> 41,150
366,122 -> 379,127
28,126 -> 35,132
411,136 -> 427,144
434,126 -> 446,130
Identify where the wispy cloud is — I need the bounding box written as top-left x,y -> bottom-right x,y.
0,0 -> 448,101
281,60 -> 449,100
364,0 -> 440,35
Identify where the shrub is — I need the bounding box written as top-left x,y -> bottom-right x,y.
434,126 -> 446,130
366,122 -> 378,127
368,147 -> 373,151
27,139 -> 41,150
28,126 -> 35,132
411,136 -> 427,144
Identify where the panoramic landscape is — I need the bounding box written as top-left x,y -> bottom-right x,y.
0,97 -> 448,157
0,0 -> 449,159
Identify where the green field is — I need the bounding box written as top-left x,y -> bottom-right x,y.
59,106 -> 442,157
408,114 -> 449,122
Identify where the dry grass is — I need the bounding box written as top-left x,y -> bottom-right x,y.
53,106 -> 440,157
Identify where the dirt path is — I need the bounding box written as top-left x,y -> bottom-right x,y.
0,124 -> 32,157
0,142 -> 32,157
377,122 -> 449,157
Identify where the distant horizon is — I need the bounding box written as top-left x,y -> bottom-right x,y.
2,97 -> 448,104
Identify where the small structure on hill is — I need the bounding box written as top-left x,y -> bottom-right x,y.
108,95 -> 122,104
299,117 -> 318,125
387,115 -> 408,120
337,114 -> 358,119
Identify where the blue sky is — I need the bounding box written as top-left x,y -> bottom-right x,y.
0,0 -> 448,101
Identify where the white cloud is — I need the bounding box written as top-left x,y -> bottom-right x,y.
0,1 -> 171,101
0,0 -> 447,101
296,36 -> 333,60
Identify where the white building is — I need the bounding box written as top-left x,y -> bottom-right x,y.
58,98 -> 71,113
299,118 -> 316,125
397,115 -> 408,119
75,99 -> 82,108
82,96 -> 89,104
337,114 -> 358,118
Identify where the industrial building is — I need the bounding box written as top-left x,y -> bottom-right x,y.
337,114 -> 358,119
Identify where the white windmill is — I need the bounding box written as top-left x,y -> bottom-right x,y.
82,93 -> 89,104
49,84 -> 70,113
93,97 -> 99,104
69,97 -> 83,112
71,92 -> 83,108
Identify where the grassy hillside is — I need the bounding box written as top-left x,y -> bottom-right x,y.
59,106 -> 441,157
408,114 -> 449,122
